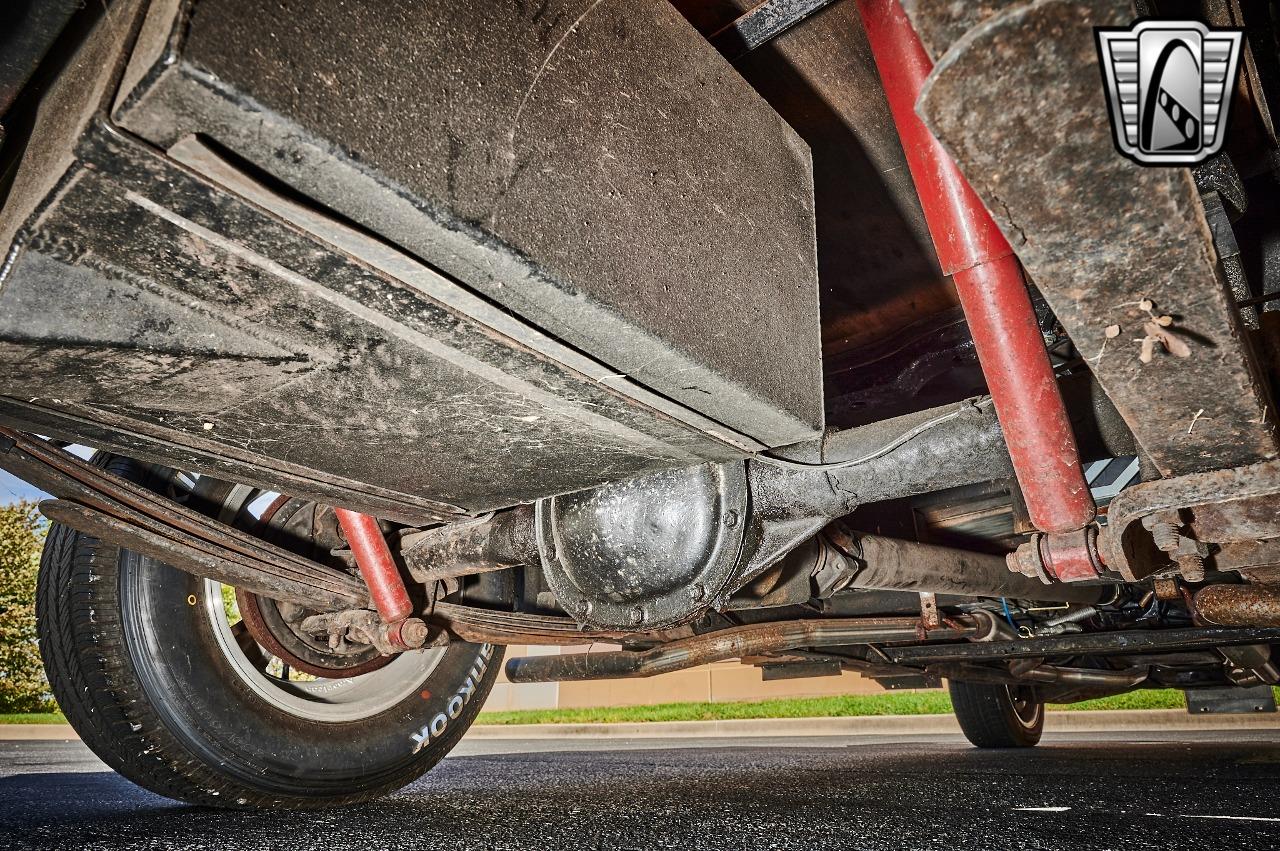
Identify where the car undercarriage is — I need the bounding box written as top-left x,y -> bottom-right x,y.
2,0 -> 1280,809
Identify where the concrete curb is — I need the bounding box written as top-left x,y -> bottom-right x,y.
467,714 -> 965,739
463,709 -> 1280,739
3,709 -> 1277,742
0,724 -> 79,742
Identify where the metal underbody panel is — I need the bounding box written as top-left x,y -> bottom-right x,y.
907,0 -> 1280,477
7,0 -> 1280,716
0,0 -> 823,518
0,120 -> 765,521
115,0 -> 823,446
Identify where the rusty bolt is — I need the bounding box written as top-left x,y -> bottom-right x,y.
400,618 -> 429,647
688,583 -> 706,602
1177,554 -> 1206,584
628,607 -> 645,625
1150,522 -> 1181,552
723,510 -> 739,529
1007,548 -> 1035,579
386,617 -> 429,651
1007,538 -> 1051,584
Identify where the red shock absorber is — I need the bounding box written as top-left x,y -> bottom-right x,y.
849,0 -> 1100,580
854,0 -> 1099,577
334,507 -> 426,649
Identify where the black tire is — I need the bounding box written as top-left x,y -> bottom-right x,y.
948,680 -> 1044,748
36,453 -> 503,809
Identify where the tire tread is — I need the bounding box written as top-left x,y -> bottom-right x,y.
36,454 -> 490,808
948,679 -> 1043,749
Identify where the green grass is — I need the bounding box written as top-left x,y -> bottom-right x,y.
0,712 -> 66,725
474,688 -> 1235,726
1061,690 -> 1188,712
477,692 -> 956,726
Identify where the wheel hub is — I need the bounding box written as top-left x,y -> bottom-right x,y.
234,494 -> 392,679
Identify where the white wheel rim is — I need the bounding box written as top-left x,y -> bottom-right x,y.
204,578 -> 445,722
193,478 -> 443,723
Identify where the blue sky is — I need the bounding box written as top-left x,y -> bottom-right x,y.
1,444 -> 94,505
0,468 -> 47,504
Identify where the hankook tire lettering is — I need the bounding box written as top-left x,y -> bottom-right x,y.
410,644 -> 493,752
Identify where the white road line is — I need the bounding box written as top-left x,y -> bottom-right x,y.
1146,813 -> 1280,823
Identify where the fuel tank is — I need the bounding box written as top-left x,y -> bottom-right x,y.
0,0 -> 821,521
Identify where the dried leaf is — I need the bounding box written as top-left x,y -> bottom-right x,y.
1142,321 -> 1192,358
1139,336 -> 1155,363
1138,297 -> 1154,312
1104,324 -> 1121,338
1155,314 -> 1173,327
1161,329 -> 1192,358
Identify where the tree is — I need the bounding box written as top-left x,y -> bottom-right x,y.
0,501 -> 51,712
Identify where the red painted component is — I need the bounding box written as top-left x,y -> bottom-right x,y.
1037,529 -> 1104,583
854,0 -> 1010,277
953,256 -> 1096,533
334,508 -> 413,624
855,0 -> 1097,538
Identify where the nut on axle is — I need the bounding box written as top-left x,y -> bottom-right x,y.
384,617 -> 430,651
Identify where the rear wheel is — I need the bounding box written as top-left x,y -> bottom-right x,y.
36,453 -> 501,808
948,680 -> 1044,748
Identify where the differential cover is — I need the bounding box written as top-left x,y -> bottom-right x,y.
536,462 -> 747,630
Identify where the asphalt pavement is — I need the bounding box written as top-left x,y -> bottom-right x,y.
1,730 -> 1279,850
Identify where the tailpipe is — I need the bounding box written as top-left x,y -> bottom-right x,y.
1015,663 -> 1148,688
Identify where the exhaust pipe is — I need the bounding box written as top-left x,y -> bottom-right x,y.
808,532 -> 1106,604
504,616 -> 973,683
1015,663 -> 1148,688
1195,584 -> 1280,627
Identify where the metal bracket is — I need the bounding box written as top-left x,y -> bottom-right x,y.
710,0 -> 840,61
1186,685 -> 1277,714
1104,457 -> 1280,581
